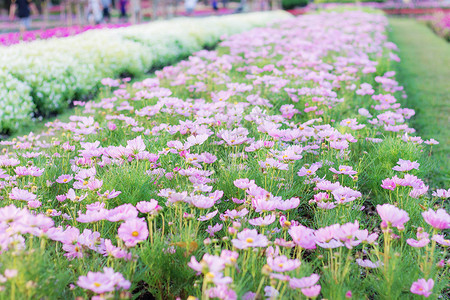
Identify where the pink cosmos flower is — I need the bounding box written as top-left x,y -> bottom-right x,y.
424,139 -> 439,145
136,199 -> 161,214
248,214 -> 276,226
77,267 -> 130,294
316,180 -> 341,191
197,210 -> 218,222
392,159 -> 420,172
410,278 -> 433,298
297,163 -> 322,177
118,218 -> 149,247
206,223 -> 223,237
289,225 -> 316,249
104,239 -> 132,260
97,190 -> 122,199
301,285 -> 321,298
356,259 -> 383,268
188,253 -> 226,275
432,235 -> 450,247
56,174 -> 74,184
87,179 -> 103,191
267,255 -> 301,272
234,178 -> 256,189
432,189 -> 449,198
332,187 -> 362,204
76,209 -> 107,223
330,140 -> 349,150
106,204 -> 138,222
406,238 -> 429,248
329,165 -> 357,176
289,274 -> 320,289
277,197 -> 300,211
107,122 -> 117,131
231,229 -> 268,249
126,136 -> 146,155
9,188 -> 36,202
4,269 -> 18,278
264,286 -> 279,299
376,204 -> 409,230
422,209 -> 450,230
220,250 -> 239,266
0,205 -> 27,223
381,178 -> 396,190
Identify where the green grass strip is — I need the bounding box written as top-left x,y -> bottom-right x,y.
388,17 -> 450,186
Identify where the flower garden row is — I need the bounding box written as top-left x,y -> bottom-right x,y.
426,12 -> 450,41
0,23 -> 131,47
0,9 -> 449,299
0,11 -> 290,134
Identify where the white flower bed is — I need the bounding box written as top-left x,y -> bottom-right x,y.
0,11 -> 291,133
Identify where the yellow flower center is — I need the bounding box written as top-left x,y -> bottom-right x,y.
278,263 -> 284,268
306,170 -> 312,174
63,179 -> 68,182
94,282 -> 101,287
132,231 -> 139,237
246,238 -> 254,243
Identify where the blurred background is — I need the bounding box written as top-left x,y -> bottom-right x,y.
0,0 -> 449,41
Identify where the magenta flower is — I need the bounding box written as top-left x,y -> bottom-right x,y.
106,204 -> 138,222
267,255 -> 301,272
392,159 -> 420,172
329,165 -> 357,176
206,223 -> 223,237
406,238 -> 430,248
56,174 -> 74,184
301,285 -> 321,298
289,225 -> 316,249
356,259 -> 383,269
77,272 -> 115,294
77,267 -> 130,294
381,178 -> 396,190
9,188 -> 37,202
422,208 -> 450,230
231,229 -> 268,249
97,189 -> 122,199
4,269 -> 18,278
234,178 -> 256,189
289,274 -> 320,289
118,218 -> 149,247
136,199 -> 161,214
376,204 -> 409,230
297,163 -> 322,177
248,214 -> 276,226
432,235 -> 450,247
410,278 -> 434,298
197,210 -> 218,222
104,239 -> 132,260
432,189 -> 449,198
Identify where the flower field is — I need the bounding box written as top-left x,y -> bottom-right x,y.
0,11 -> 290,134
0,24 -> 131,47
0,8 -> 449,300
427,12 -> 450,41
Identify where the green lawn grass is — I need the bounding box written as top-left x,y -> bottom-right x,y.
388,17 -> 450,187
